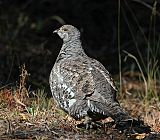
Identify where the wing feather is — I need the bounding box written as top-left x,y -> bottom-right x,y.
90,58 -> 117,91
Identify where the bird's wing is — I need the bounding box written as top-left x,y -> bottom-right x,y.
59,59 -> 95,100
90,58 -> 117,91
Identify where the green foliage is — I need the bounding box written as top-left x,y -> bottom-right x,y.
27,89 -> 52,117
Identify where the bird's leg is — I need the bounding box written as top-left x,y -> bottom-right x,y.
83,116 -> 92,129
83,116 -> 103,129
76,116 -> 92,129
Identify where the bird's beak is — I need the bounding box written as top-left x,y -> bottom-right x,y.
53,29 -> 59,34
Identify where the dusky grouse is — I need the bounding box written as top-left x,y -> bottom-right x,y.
49,25 -> 149,131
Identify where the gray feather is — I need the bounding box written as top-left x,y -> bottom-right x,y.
49,25 -> 131,122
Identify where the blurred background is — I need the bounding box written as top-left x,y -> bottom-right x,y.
0,0 -> 160,93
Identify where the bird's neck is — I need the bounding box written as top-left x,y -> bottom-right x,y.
60,39 -> 86,57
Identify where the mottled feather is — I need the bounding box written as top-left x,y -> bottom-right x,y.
49,25 -> 131,122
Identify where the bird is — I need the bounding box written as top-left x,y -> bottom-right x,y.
49,25 -> 150,131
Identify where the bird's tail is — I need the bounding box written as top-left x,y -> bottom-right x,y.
109,102 -> 151,134
109,102 -> 132,123
88,100 -> 131,122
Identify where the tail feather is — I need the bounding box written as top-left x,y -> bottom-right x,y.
109,102 -> 132,123
89,100 -> 131,122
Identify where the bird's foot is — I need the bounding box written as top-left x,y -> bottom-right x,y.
76,121 -> 103,130
104,121 -> 115,128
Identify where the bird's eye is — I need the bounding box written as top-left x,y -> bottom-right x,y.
63,28 -> 68,31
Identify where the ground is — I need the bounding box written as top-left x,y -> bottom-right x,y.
0,74 -> 159,140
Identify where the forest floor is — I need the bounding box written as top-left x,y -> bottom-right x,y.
0,74 -> 160,140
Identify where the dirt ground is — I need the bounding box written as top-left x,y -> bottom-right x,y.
0,76 -> 160,140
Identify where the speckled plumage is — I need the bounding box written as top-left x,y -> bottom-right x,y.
49,25 -> 131,124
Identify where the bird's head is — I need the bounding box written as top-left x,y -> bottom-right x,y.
53,25 -> 80,43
